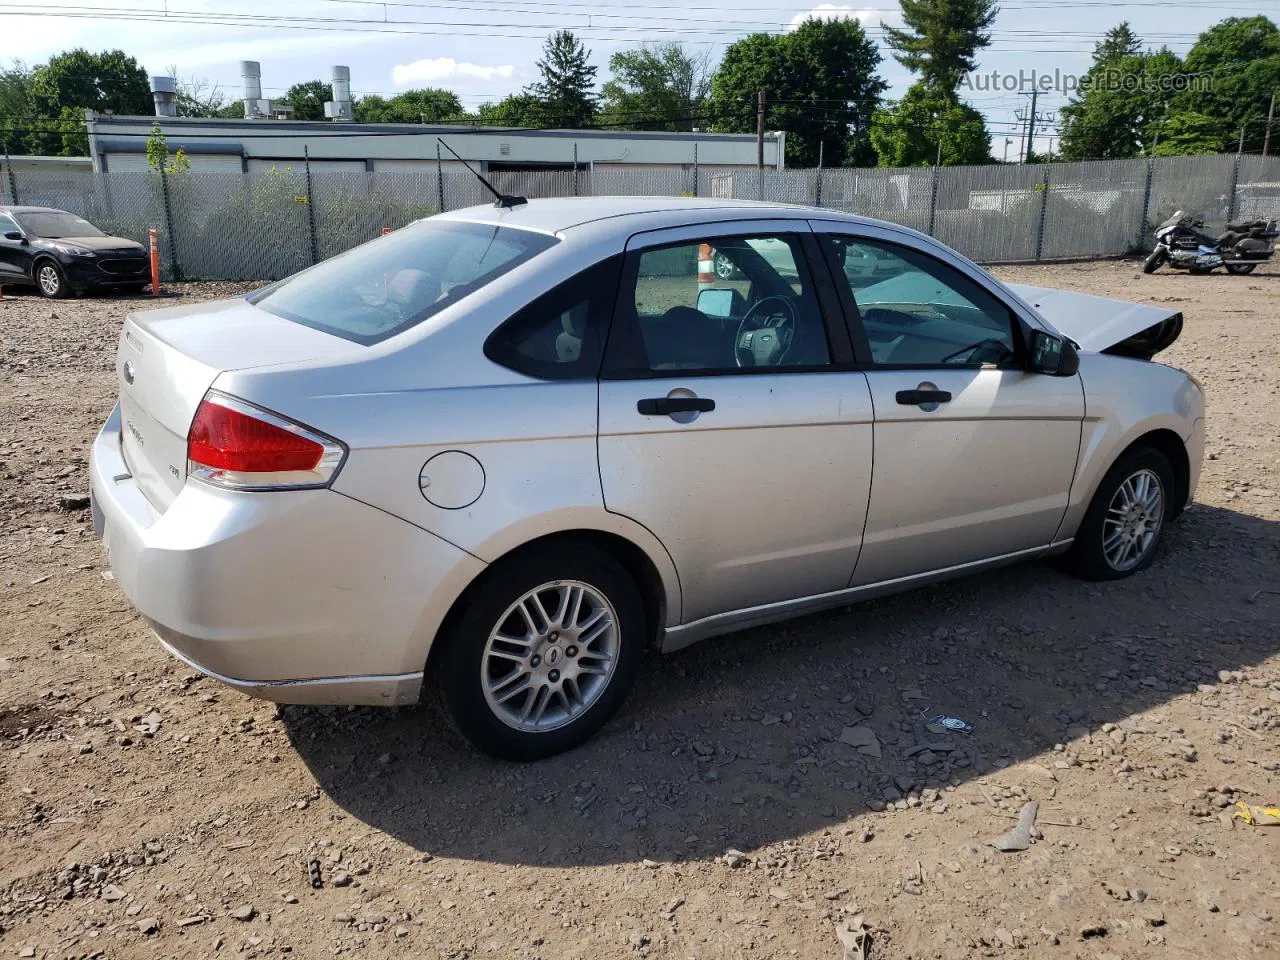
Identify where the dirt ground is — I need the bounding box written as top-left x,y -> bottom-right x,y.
1,260 -> 1277,960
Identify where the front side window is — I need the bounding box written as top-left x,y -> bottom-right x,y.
15,211 -> 104,239
251,220 -> 559,345
624,234 -> 830,373
0,214 -> 20,236
822,236 -> 1018,367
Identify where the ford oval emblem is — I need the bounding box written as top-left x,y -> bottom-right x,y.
123,360 -> 135,385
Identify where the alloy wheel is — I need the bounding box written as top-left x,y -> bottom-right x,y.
1102,468 -> 1164,572
38,264 -> 61,296
481,580 -> 619,733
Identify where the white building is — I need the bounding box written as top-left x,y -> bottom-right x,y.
83,114 -> 785,177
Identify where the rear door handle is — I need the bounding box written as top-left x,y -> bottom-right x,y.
637,396 -> 716,416
895,389 -> 952,406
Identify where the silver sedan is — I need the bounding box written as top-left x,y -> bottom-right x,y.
90,198 -> 1204,759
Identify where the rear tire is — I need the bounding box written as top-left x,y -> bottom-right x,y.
1141,250 -> 1165,274
433,542 -> 646,760
35,259 -> 71,298
1225,263 -> 1256,275
1063,447 -> 1175,581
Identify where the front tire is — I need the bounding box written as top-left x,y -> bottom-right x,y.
1142,250 -> 1165,274
713,251 -> 737,280
1225,263 -> 1256,275
35,259 -> 71,298
434,543 -> 646,760
1064,447 -> 1175,581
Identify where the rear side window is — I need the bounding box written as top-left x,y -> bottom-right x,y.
251,220 -> 558,345
484,257 -> 622,379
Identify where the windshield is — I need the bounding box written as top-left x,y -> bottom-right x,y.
16,211 -> 106,239
251,220 -> 558,345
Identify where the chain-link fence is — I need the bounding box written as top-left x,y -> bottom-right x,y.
3,152 -> 1276,280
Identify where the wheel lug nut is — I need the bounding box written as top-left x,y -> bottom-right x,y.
549,669 -> 560,682
531,655 -> 541,667
548,631 -> 559,642
566,645 -> 578,657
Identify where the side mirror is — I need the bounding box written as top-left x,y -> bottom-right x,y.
3,231 -> 24,243
1028,329 -> 1079,377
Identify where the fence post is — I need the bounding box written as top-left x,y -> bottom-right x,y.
1137,157 -> 1154,251
692,143 -> 698,197
303,146 -> 319,266
158,164 -> 182,280
1225,152 -> 1242,223
1034,164 -> 1051,262
573,142 -> 579,197
815,140 -> 824,208
2,142 -> 17,205
436,141 -> 445,212
926,165 -> 940,237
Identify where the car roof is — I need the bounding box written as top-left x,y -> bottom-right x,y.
0,206 -> 69,214
434,195 -> 915,241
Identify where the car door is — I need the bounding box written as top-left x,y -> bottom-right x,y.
812,224 -> 1085,586
0,213 -> 29,283
597,221 -> 874,625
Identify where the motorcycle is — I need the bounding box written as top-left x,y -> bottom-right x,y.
1143,211 -> 1277,275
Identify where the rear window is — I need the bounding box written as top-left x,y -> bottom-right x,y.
250,220 -> 559,345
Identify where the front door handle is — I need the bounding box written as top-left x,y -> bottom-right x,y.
895,389 -> 952,406
637,396 -> 716,416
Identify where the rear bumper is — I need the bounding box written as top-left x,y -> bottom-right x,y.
90,402 -> 486,706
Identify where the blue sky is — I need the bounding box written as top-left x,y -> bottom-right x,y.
4,0 -> 1273,156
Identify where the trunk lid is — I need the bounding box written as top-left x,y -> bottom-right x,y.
116,297 -> 362,510
1006,283 -> 1183,359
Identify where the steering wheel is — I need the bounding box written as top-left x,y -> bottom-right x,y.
735,296 -> 798,368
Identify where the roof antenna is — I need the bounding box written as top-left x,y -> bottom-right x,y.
437,137 -> 527,209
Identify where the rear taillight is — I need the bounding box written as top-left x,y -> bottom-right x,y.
187,392 -> 345,491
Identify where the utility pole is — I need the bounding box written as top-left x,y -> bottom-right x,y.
1024,88 -> 1038,163
756,90 -> 765,170
1264,91 -> 1275,157
1003,138 -> 1012,163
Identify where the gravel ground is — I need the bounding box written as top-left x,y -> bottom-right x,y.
1,261 -> 1278,960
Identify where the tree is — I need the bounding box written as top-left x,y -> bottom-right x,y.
165,65 -> 232,118
599,43 -> 712,131
1092,21 -> 1142,63
354,88 -> 464,124
709,16 -> 886,166
1177,16 -> 1280,151
27,49 -> 150,155
145,125 -> 189,173
283,80 -> 332,121
1152,111 -> 1229,156
881,0 -> 999,93
525,30 -> 597,128
1058,34 -> 1185,160
474,93 -> 547,127
870,82 -> 991,165
1,60 -> 34,153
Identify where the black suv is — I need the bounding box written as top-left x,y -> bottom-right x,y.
0,206 -> 149,298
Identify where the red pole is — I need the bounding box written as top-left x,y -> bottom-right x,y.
149,228 -> 160,297
381,226 -> 392,236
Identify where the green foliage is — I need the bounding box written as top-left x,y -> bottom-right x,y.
525,30 -> 597,128
145,125 -> 190,173
56,105 -> 89,157
354,88 -> 464,123
1153,111 -> 1228,156
1178,16 -> 1280,149
709,16 -> 886,167
474,93 -> 547,127
23,49 -> 149,155
881,0 -> 998,93
283,80 -> 331,121
1058,25 -> 1187,161
870,82 -> 992,166
599,43 -> 711,131
1,60 -> 34,152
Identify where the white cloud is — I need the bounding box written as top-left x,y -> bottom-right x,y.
787,5 -> 876,31
392,58 -> 515,85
